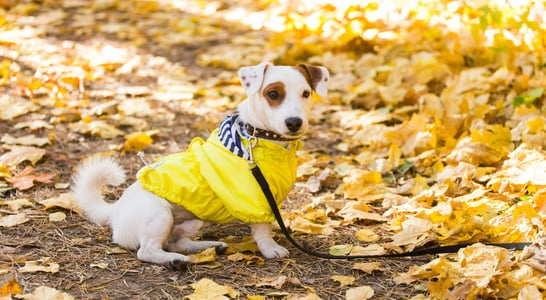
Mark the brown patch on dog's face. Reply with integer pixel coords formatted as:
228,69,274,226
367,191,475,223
294,64,325,92
262,81,286,107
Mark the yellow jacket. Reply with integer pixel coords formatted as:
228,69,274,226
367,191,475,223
137,128,302,224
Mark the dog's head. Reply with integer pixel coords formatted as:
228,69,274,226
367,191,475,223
237,62,329,139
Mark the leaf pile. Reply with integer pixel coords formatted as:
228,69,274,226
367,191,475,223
1,0,546,299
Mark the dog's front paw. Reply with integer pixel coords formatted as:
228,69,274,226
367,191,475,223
258,240,289,259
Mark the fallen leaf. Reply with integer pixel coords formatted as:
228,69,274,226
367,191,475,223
1,134,50,147
106,247,128,255
18,286,74,300
13,120,53,130
1,198,34,211
0,95,39,120
48,211,66,222
287,293,322,300
90,262,108,269
224,237,259,254
38,192,83,214
0,213,30,227
121,131,156,152
337,201,386,222
0,146,46,167
256,275,287,289
355,228,380,242
329,244,353,256
330,275,355,287
350,244,385,256
345,285,374,300
352,262,384,274
289,216,334,235
68,119,124,138
390,216,436,250
226,252,264,265
189,247,217,264
517,285,542,300
19,258,59,274
6,166,55,190
186,278,240,300
0,277,21,297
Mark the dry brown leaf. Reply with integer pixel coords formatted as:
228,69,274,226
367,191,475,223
38,192,83,214
226,252,264,265
0,213,30,227
345,285,374,300
337,201,386,223
68,119,124,138
19,258,59,274
1,134,50,147
18,286,74,300
350,244,385,256
0,146,46,167
2,198,34,211
352,262,384,274
0,95,39,120
48,211,66,222
256,275,287,289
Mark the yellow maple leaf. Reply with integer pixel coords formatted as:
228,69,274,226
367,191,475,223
0,277,21,296
189,247,217,264
330,275,355,287
458,244,513,288
355,228,380,242
289,216,333,235
187,278,240,300
122,131,154,152
341,169,385,201
471,124,513,156
526,116,544,134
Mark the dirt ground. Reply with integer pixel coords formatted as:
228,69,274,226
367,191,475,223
0,2,428,299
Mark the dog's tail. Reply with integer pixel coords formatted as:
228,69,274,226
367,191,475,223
71,155,126,226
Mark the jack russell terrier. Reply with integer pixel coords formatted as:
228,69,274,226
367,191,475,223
72,62,329,269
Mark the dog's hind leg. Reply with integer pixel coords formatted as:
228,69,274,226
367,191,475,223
167,219,228,254
135,211,191,269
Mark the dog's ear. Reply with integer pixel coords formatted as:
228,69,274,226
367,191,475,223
296,64,330,98
238,62,272,96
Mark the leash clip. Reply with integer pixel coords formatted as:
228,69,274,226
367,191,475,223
246,134,258,168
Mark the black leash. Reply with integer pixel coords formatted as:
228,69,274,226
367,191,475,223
251,165,531,259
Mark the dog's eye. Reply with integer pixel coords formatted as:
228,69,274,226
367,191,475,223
267,90,280,100
302,90,311,98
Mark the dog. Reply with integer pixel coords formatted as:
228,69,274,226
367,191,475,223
71,62,329,269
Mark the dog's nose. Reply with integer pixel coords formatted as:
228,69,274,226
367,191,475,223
285,117,303,132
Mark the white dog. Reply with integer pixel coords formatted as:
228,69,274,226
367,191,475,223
72,62,329,269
